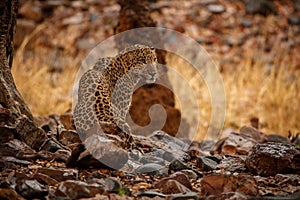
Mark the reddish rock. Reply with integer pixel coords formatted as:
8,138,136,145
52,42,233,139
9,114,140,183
201,174,258,196
56,180,105,199
160,180,191,194
245,142,300,176
154,171,192,190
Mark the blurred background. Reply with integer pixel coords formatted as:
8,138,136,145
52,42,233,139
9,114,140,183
13,0,300,139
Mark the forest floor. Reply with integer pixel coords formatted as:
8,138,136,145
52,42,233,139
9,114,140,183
0,0,299,199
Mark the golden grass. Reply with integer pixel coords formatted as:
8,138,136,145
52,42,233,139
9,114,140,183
12,32,299,138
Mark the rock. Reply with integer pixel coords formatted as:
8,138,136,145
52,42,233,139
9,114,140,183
104,177,130,196
169,192,198,200
169,159,192,172
245,0,277,16
293,0,300,11
0,126,15,143
79,135,128,170
245,142,300,176
62,13,84,25
267,134,291,144
240,19,252,27
160,180,191,194
0,139,35,158
239,126,267,143
196,156,218,171
19,1,43,22
201,174,258,196
16,179,48,199
207,192,247,200
136,190,166,198
218,156,246,172
58,130,81,146
214,131,257,155
154,172,192,190
139,155,166,165
208,4,225,14
149,131,190,161
0,188,22,200
59,112,76,130
1,156,32,166
187,146,207,159
32,173,59,186
37,168,78,182
288,16,300,25
41,139,64,152
136,163,168,175
56,180,105,199
180,169,198,180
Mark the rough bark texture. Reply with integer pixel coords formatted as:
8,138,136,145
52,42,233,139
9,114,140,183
114,0,183,136
0,0,47,150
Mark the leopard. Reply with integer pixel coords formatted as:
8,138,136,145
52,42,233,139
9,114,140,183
73,44,158,150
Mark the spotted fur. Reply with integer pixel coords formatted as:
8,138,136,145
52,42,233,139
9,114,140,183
74,44,158,149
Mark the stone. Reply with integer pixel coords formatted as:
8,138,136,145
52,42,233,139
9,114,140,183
180,169,198,180
288,16,300,25
41,139,64,152
59,112,76,130
136,163,168,175
37,168,78,182
58,130,81,146
16,179,48,199
57,180,105,199
207,192,247,200
218,156,246,172
1,156,32,166
154,172,192,190
245,142,300,176
208,4,225,14
245,0,277,16
0,139,35,158
104,177,130,196
0,126,15,143
78,135,128,170
201,174,258,196
32,173,59,186
196,156,218,171
267,134,291,144
136,190,166,198
169,159,192,172
62,13,84,25
160,180,191,194
239,126,267,143
169,192,198,200
214,132,257,155
0,188,22,200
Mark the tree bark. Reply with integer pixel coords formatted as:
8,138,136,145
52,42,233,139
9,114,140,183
0,0,47,150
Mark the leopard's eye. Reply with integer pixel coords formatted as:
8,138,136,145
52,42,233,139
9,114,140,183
150,47,155,51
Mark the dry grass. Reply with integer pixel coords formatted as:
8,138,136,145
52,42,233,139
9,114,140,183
12,32,299,138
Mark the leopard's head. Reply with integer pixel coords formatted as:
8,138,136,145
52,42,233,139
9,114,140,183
119,45,158,84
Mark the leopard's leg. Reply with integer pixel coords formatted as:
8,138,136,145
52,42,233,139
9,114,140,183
116,120,135,150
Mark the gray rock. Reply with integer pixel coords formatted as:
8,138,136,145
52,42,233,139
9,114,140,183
136,163,168,175
208,4,225,14
245,0,277,16
196,156,218,171
288,16,300,25
16,179,48,199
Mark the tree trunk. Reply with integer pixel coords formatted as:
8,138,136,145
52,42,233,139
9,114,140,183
115,0,186,136
0,0,47,150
